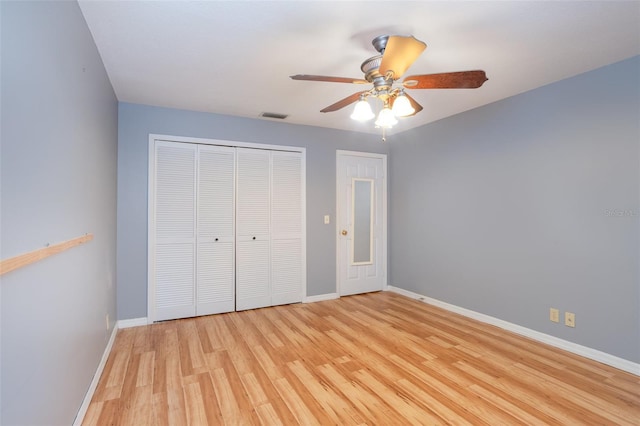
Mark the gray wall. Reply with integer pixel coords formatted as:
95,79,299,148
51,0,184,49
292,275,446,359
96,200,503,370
389,56,640,363
117,103,389,320
1,1,118,424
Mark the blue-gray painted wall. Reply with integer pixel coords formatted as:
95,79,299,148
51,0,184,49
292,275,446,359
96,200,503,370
390,56,640,363
116,104,389,320
1,1,118,424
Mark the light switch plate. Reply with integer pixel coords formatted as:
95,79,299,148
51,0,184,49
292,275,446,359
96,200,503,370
324,215,330,224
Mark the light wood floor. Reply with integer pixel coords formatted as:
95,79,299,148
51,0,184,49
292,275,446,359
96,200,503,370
83,292,640,425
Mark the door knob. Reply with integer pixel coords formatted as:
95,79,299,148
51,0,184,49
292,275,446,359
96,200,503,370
341,230,348,236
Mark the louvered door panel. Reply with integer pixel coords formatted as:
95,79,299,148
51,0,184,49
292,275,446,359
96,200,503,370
271,152,303,306
271,239,302,305
153,142,197,320
156,144,196,239
198,147,235,237
155,244,194,320
235,238,270,310
236,149,270,237
197,242,234,314
236,148,271,310
197,145,235,315
272,152,302,236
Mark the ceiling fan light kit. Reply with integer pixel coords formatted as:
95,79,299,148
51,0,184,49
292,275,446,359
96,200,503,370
390,91,415,117
350,96,376,121
291,34,488,138
374,106,398,129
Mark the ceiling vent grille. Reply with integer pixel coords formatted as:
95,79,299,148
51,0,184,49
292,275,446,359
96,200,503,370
260,112,288,120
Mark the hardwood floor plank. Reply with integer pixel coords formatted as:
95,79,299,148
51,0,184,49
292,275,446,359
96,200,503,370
353,368,443,425
119,384,154,425
166,387,189,425
94,398,119,425
316,362,399,425
391,356,481,419
184,381,208,425
137,351,155,387
454,359,595,424
105,349,130,389
81,401,103,426
395,378,475,426
255,403,283,426
272,377,322,425
210,368,250,425
84,292,640,425
514,362,639,424
467,383,552,426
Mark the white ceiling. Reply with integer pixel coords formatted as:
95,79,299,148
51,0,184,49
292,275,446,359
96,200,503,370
78,1,640,135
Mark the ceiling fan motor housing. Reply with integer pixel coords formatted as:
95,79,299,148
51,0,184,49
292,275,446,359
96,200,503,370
361,55,393,93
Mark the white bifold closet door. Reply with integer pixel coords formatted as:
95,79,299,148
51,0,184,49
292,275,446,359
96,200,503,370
235,148,303,311
270,151,303,306
153,142,236,321
154,141,197,321
152,142,303,320
235,148,271,311
196,145,236,315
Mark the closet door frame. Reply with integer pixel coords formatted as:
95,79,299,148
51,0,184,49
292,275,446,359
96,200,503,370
148,134,307,323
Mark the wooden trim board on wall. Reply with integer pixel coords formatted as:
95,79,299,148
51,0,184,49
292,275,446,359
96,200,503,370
0,234,93,276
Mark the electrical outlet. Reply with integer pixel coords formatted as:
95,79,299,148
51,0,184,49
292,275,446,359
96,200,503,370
106,314,110,331
565,312,575,328
550,308,559,323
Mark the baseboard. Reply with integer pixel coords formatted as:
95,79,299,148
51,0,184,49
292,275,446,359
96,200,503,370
73,322,119,425
303,293,339,303
118,317,149,328
386,286,640,376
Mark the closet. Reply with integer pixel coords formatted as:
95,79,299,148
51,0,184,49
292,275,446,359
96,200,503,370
149,138,305,322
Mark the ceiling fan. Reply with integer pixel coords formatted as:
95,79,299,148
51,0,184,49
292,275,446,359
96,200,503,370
290,35,488,132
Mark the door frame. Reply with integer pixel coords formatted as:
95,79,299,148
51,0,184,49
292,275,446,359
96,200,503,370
148,134,307,323
335,150,388,296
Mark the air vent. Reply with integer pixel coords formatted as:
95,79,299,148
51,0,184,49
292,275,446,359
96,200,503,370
260,112,288,120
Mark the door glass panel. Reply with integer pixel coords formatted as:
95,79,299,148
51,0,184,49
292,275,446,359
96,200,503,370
352,178,373,265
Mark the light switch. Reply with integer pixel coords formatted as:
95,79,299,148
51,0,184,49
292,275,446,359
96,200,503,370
324,215,330,224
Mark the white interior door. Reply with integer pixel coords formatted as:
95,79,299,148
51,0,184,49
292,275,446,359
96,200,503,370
337,151,386,296
196,145,236,315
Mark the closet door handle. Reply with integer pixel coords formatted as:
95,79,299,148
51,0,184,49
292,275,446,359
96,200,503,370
252,236,256,240
215,238,219,241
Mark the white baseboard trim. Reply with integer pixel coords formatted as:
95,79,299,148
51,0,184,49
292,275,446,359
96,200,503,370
73,323,119,426
303,293,339,303
386,285,640,376
118,317,149,328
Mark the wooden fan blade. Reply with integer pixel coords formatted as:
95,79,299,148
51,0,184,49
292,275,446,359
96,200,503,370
403,70,488,89
320,91,366,113
404,93,423,115
379,36,427,80
290,74,368,84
